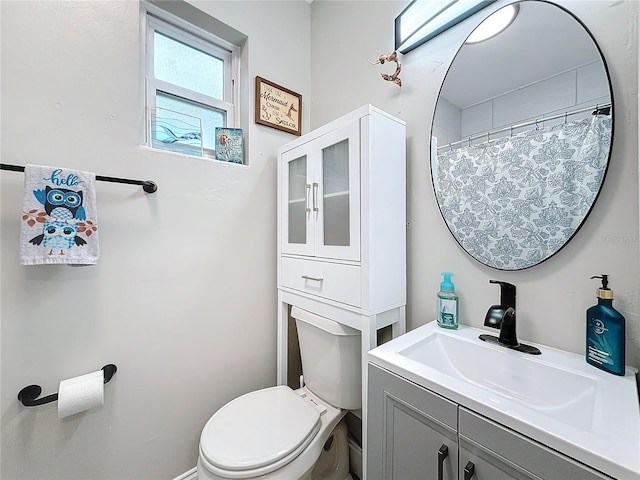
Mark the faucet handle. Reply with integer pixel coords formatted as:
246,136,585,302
484,305,507,329
489,280,516,309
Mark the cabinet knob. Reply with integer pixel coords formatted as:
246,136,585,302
437,444,448,480
464,461,475,480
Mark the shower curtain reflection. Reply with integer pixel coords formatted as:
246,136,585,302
433,115,612,269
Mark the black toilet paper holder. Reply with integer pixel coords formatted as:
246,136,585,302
17,364,117,407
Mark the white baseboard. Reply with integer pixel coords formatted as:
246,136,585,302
172,466,197,480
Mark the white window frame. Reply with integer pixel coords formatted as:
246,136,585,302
141,2,240,158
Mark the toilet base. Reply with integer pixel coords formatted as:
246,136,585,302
310,419,351,480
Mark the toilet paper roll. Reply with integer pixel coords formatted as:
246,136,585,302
58,370,104,418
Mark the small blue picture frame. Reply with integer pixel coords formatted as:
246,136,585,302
215,128,244,164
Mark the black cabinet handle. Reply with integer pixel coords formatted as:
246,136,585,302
464,461,476,480
437,444,449,480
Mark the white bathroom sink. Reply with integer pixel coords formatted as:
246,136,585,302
368,322,640,480
400,331,599,430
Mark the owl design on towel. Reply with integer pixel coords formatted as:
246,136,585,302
27,186,90,255
33,186,86,220
28,220,87,256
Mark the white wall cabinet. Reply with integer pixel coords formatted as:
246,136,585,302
367,364,611,480
278,105,406,312
277,105,407,478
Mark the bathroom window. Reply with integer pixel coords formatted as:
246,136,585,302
142,5,240,159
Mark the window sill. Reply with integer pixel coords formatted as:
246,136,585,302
139,145,246,166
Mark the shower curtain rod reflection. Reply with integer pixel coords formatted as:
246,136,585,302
437,102,611,151
0,163,157,193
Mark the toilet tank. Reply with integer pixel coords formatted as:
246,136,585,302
291,307,362,410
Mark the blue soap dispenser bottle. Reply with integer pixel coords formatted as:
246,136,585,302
437,272,459,329
586,275,626,375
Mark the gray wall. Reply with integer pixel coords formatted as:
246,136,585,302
310,0,639,365
0,1,309,479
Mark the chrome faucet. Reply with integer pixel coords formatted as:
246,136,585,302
480,280,541,355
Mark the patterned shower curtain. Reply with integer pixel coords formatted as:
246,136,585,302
434,115,612,269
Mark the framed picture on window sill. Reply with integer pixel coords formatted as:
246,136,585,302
215,127,244,164
255,76,302,136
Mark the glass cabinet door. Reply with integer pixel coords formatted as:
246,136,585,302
322,139,350,246
288,155,308,245
281,149,314,256
280,119,360,261
314,120,360,261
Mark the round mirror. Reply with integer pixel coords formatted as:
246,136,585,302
431,0,613,270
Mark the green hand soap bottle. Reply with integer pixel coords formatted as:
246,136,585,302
586,275,626,376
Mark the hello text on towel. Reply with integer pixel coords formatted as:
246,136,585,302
20,165,99,265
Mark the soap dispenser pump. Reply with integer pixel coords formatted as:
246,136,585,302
586,275,626,375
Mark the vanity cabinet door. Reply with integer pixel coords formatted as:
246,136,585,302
368,364,458,480
458,408,611,480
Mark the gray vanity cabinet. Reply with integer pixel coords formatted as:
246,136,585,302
368,364,611,480
368,364,458,480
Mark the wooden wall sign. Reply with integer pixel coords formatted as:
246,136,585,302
255,76,302,136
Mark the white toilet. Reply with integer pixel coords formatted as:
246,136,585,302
197,306,362,480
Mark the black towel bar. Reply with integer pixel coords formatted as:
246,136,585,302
18,364,118,407
0,163,157,193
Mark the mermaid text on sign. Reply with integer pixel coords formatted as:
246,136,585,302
255,76,302,136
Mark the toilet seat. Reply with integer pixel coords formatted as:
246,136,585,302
199,386,321,477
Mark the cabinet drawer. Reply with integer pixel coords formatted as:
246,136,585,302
281,256,361,307
459,408,610,479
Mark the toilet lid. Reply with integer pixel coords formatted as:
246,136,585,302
200,386,321,472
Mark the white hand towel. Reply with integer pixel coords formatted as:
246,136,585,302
20,164,99,265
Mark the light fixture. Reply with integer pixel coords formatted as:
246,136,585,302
465,4,519,43
395,0,496,54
